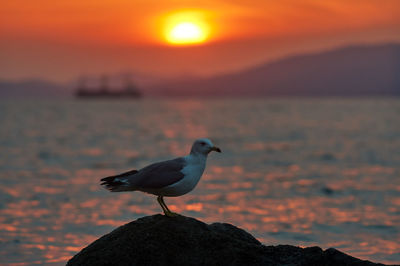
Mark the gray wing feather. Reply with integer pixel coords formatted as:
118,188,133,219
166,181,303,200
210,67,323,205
128,157,186,189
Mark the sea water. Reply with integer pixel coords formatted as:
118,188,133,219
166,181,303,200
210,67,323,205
0,98,399,265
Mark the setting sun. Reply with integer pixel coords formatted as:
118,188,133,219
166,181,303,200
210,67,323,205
161,10,212,46
167,22,207,45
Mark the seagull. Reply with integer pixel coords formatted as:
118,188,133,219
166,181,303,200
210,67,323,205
100,138,221,217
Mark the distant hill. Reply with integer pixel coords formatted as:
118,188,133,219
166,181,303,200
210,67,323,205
151,43,400,97
0,79,67,98
2,43,399,98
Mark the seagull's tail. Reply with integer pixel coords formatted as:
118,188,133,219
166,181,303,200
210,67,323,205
100,169,138,192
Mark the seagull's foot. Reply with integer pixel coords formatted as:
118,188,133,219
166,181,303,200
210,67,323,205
163,210,179,217
157,196,179,217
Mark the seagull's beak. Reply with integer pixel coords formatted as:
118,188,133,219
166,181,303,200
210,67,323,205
211,146,221,153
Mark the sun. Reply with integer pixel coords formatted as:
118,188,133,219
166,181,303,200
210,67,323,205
167,22,206,45
161,10,211,46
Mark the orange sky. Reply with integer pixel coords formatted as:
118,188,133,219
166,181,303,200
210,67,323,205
1,0,399,82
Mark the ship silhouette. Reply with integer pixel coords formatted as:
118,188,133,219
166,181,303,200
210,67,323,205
75,75,142,99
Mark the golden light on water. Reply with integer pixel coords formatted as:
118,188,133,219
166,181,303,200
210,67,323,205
161,10,211,46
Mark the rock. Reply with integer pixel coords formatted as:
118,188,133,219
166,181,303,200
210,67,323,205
67,214,386,266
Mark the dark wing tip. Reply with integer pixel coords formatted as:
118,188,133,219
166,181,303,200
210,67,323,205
100,169,138,182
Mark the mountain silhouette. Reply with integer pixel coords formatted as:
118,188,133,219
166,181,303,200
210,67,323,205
152,43,400,97
2,43,399,98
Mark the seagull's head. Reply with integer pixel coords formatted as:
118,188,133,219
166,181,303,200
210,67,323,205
191,138,221,156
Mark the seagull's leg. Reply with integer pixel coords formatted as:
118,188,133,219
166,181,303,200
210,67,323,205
157,195,168,214
160,196,177,215
157,196,178,217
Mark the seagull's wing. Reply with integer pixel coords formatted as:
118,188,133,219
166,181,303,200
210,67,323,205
100,169,139,191
129,157,187,189
110,169,139,179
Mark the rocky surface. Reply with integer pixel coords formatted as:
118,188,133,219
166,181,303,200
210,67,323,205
67,214,387,266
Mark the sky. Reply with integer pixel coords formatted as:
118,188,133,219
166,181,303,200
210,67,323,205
0,0,399,83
